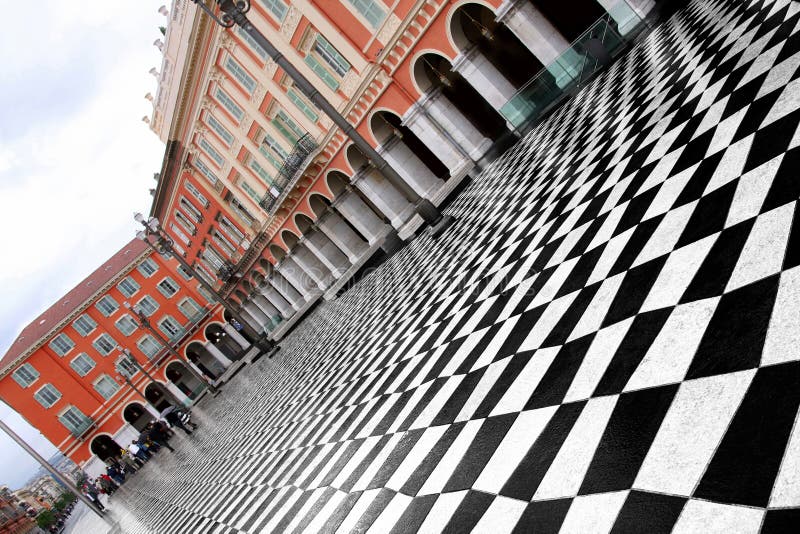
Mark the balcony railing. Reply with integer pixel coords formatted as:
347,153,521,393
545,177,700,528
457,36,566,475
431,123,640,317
259,134,318,214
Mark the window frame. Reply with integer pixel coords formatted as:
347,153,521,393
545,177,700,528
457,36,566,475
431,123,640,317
34,383,62,409
118,277,140,298
49,333,75,357
11,363,39,388
92,333,116,356
70,353,96,377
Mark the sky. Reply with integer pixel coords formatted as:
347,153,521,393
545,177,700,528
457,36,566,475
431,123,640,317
0,0,168,489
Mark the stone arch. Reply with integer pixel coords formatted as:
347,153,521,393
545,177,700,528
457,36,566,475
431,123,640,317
205,322,244,360
223,309,255,343
295,212,315,233
186,341,225,379
269,243,287,262
166,360,205,400
90,434,122,463
370,110,449,180
122,402,152,433
144,382,172,412
447,0,500,50
280,228,300,250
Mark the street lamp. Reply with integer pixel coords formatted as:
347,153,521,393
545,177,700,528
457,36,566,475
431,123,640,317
134,213,278,355
115,347,183,407
189,0,455,237
122,300,219,394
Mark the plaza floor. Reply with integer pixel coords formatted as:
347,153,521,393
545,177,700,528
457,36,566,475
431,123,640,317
102,0,800,531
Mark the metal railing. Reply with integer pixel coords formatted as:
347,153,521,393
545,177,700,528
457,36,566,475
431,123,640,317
259,133,318,214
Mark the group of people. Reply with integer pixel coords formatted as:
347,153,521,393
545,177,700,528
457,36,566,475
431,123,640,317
80,408,198,512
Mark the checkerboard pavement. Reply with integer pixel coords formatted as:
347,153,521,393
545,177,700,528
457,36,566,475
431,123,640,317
108,0,800,531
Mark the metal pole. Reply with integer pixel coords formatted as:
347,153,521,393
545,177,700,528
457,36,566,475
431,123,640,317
0,418,111,522
194,0,454,232
121,350,183,407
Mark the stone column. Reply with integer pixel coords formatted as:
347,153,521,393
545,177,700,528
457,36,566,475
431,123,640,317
291,246,334,290
402,105,472,175
351,167,416,229
420,90,493,161
260,284,295,318
144,402,161,417
205,342,233,368
596,0,652,34
278,258,319,299
302,230,352,278
252,294,281,323
451,46,518,112
164,382,192,407
495,0,579,88
377,136,444,200
269,272,306,311
223,323,250,349
316,208,370,262
332,188,390,246
243,302,269,329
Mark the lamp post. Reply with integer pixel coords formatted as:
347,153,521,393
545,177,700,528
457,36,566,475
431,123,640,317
116,348,183,407
134,213,278,356
122,300,219,395
189,0,455,237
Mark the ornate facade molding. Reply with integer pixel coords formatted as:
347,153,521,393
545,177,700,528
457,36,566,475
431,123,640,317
376,12,402,45
339,69,360,98
280,6,302,41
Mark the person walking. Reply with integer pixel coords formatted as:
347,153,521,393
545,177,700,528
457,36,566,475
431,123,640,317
129,441,150,462
82,481,105,512
164,410,195,435
146,422,174,452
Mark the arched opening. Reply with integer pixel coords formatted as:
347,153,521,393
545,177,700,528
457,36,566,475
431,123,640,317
144,383,173,412
223,309,255,343
532,0,606,41
451,3,542,87
281,229,300,250
270,243,287,263
90,435,123,463
414,52,508,140
123,402,152,433
371,110,449,180
186,342,226,380
166,361,204,400
205,323,244,361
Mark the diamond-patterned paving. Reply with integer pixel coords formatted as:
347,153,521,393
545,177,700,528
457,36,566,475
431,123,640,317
106,0,800,531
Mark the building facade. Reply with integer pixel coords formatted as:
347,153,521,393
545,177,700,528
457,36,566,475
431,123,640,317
146,0,656,340
0,240,254,476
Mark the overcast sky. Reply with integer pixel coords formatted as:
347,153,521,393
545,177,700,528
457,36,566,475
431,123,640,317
0,0,168,489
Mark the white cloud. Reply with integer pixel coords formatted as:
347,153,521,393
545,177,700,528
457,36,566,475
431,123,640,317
0,0,171,484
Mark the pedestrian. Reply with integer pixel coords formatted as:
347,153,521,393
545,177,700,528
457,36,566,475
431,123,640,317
82,481,105,512
119,449,140,472
164,409,194,435
106,464,125,485
146,422,175,452
129,441,150,462
97,474,118,495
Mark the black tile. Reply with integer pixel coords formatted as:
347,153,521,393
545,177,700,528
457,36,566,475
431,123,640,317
432,368,487,426
608,216,664,276
761,509,800,534
763,148,800,213
495,307,547,359
367,429,425,489
351,488,396,534
526,336,593,409
318,440,366,488
443,413,517,492
672,152,725,208
556,246,605,297
686,274,780,379
610,491,687,534
603,257,668,327
675,180,737,247
783,201,800,270
400,423,465,496
511,499,572,534
614,189,660,236
743,109,799,172
442,490,495,534
694,361,800,507
579,384,679,494
396,377,448,431
388,495,438,534
474,352,535,418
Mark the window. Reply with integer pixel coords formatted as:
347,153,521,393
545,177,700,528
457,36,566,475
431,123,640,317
347,0,386,28
92,333,116,356
115,355,138,378
313,35,350,77
158,316,184,340
197,285,217,304
94,375,120,401
236,26,267,60
134,296,158,317
157,277,180,298
178,297,203,320
194,158,219,185
118,277,140,298
59,406,91,435
70,353,96,377
34,384,61,409
179,197,202,222
11,363,39,388
287,88,319,122
212,231,237,256
241,181,262,203
272,110,305,144
198,138,225,168
115,314,138,336
49,334,75,357
260,134,289,170
170,223,191,246
195,262,216,285
259,0,288,21
174,210,196,235
305,55,339,91
225,56,256,94
202,245,226,271
137,258,159,278
95,295,120,317
219,216,246,244
206,114,235,146
72,314,97,337
229,197,255,226
177,264,193,280
214,87,244,122
136,335,162,359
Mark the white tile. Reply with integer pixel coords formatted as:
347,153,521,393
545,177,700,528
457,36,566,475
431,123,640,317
569,273,626,340
455,296,500,339
705,107,747,157
282,487,328,533
520,291,579,351
704,134,754,195
564,319,633,403
334,488,383,534
474,407,558,493
769,403,800,507
586,228,636,285
260,488,304,532
642,163,698,221
672,500,763,534
331,435,383,489
457,357,512,421
559,491,630,534
762,266,800,366
417,491,467,534
417,420,484,496
533,395,618,499
640,234,718,312
410,375,463,429
490,347,560,416
634,148,683,197
301,490,347,534
625,297,719,391
385,425,449,491
530,256,580,307
634,370,755,495
726,202,795,292
351,432,406,492
440,325,496,376
725,154,784,227
633,201,697,267
386,381,435,434
471,496,528,534
762,77,800,128
365,493,412,534
755,50,800,99
587,201,627,251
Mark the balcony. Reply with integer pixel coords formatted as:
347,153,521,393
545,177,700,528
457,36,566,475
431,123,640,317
259,134,318,215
